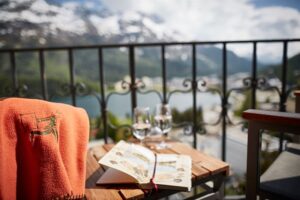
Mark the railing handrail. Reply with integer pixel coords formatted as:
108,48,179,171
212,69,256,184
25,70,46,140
1,38,300,52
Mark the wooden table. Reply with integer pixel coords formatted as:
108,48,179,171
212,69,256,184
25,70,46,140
85,141,229,200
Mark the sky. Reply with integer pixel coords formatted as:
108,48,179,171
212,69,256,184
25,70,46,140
98,0,300,62
99,0,300,40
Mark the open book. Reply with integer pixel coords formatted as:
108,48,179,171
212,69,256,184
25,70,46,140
97,140,191,191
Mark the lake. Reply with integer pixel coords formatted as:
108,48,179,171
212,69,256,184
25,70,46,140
53,92,221,118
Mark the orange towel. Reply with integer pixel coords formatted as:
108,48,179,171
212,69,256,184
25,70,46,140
0,98,89,199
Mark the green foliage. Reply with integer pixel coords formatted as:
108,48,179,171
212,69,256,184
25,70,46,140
225,176,246,195
172,106,203,124
234,90,252,117
0,51,101,97
172,106,204,133
95,112,131,142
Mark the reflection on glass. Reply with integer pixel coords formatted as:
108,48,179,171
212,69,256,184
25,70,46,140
132,107,151,144
154,104,172,149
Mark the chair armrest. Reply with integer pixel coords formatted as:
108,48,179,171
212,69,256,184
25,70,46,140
242,109,300,126
244,109,300,200
295,90,300,113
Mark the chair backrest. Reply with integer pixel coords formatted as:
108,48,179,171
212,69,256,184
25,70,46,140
0,98,89,200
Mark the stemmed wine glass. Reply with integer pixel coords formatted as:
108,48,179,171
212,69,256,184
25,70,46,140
154,104,172,149
132,107,151,144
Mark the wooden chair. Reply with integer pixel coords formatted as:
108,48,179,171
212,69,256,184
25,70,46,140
243,91,300,200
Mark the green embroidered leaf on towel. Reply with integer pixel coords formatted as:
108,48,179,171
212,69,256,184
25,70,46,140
20,113,59,142
32,115,58,141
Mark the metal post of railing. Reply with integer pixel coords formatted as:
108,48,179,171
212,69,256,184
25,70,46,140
98,47,108,144
251,42,257,109
222,42,227,161
68,48,76,106
279,41,288,152
192,43,197,148
161,45,167,104
9,51,18,96
129,46,137,115
38,50,48,100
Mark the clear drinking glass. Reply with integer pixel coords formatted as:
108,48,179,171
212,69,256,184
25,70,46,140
154,104,172,149
132,107,151,144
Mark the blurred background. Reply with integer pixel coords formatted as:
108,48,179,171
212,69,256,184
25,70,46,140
1,0,300,197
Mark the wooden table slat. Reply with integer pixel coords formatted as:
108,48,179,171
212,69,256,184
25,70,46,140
85,188,123,200
168,142,205,163
86,151,104,179
200,161,229,175
191,163,210,179
119,189,145,200
91,146,108,161
102,143,115,152
85,150,123,200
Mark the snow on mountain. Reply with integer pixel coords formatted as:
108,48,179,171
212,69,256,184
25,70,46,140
87,8,182,43
0,0,86,35
0,0,254,76
0,0,182,47
89,15,120,36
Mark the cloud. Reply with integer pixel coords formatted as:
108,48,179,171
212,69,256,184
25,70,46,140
0,0,87,35
89,15,120,35
101,0,300,61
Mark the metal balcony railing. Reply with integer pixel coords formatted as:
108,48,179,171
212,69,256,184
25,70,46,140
1,39,300,161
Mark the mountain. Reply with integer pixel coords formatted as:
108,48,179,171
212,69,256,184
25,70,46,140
261,53,300,85
0,0,181,48
0,0,258,97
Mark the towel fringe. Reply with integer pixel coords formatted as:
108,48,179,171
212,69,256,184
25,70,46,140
51,193,86,200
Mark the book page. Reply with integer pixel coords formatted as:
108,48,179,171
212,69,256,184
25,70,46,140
99,140,155,184
154,154,191,191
